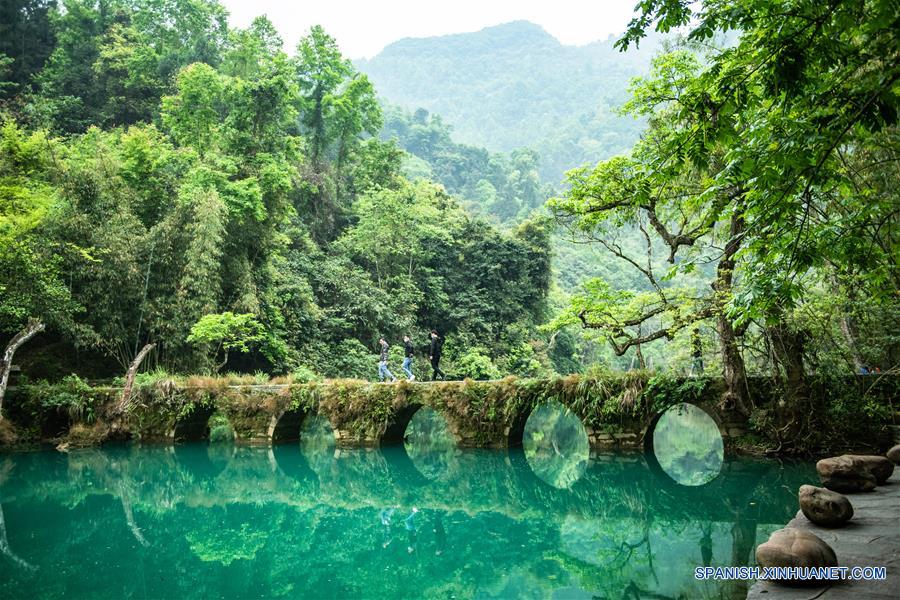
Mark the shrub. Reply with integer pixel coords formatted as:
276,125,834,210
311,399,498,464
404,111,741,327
454,347,500,380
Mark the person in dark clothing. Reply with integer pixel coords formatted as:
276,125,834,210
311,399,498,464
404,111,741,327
378,338,396,382
401,335,415,381
429,330,445,381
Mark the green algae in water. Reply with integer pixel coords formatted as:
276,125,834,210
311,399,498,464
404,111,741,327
0,444,814,599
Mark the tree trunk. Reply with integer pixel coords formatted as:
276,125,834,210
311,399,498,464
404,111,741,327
215,349,229,373
0,491,35,571
0,319,45,421
119,343,155,412
768,321,810,449
839,315,864,372
829,270,864,371
770,322,807,401
718,315,749,414
713,213,749,415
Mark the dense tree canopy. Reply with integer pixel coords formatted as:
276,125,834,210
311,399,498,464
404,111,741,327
0,0,896,418
551,0,898,440
0,1,554,381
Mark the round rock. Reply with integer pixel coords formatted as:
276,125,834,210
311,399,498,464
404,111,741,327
888,444,900,465
798,484,853,527
816,455,877,493
756,528,838,585
848,454,894,484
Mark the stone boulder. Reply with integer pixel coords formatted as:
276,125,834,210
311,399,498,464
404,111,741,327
888,444,900,465
756,528,839,568
816,455,877,493
756,528,838,585
798,485,853,527
848,454,894,484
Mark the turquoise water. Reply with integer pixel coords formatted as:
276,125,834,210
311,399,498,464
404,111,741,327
0,439,813,599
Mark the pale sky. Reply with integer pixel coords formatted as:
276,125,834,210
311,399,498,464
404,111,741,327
219,1,639,59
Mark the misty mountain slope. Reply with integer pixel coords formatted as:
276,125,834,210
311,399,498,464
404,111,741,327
357,20,661,182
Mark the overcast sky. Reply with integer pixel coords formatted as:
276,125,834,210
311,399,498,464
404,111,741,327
219,1,639,59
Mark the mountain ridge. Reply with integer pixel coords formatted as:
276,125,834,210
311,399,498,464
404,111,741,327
357,20,660,182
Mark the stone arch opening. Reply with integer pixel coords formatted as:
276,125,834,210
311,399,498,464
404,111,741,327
40,408,72,439
644,402,724,487
207,409,235,444
506,408,530,448
269,408,308,444
520,400,590,489
381,403,425,445
298,414,338,452
401,406,460,481
172,403,217,442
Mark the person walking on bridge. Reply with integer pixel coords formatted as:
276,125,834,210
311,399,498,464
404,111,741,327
402,335,415,381
429,330,445,381
378,338,397,383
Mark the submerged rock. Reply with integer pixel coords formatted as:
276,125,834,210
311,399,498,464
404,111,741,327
798,485,853,527
888,444,900,465
756,528,838,585
816,455,877,492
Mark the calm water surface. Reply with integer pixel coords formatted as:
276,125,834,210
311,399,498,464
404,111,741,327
0,406,814,599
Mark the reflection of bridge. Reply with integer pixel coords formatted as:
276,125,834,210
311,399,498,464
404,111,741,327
132,378,753,451
0,444,812,599
3,444,807,526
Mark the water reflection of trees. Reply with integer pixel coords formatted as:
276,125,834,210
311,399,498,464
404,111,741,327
0,447,813,599
522,401,590,488
403,407,460,481
651,403,725,487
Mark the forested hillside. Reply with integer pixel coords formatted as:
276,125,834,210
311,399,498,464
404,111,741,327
1,0,896,424
0,1,556,382
357,20,660,182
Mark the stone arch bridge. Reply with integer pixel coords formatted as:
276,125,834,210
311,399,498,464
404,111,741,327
127,377,755,451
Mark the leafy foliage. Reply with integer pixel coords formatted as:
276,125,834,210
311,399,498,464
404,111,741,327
0,6,552,386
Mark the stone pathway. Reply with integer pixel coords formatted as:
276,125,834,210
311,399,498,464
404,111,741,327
747,471,899,599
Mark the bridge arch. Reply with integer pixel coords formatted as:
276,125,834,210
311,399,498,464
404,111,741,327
381,402,427,445
510,400,591,489
171,403,218,442
643,402,725,488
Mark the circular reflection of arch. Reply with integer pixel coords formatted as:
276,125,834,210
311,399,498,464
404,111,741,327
403,407,460,481
647,403,724,487
298,414,338,476
522,401,590,489
173,442,234,482
271,444,318,484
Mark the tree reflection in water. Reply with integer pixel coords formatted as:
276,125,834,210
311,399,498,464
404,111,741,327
651,403,724,486
522,401,590,488
403,407,460,481
0,444,813,599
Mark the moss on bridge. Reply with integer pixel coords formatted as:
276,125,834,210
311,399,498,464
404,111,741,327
1,373,895,454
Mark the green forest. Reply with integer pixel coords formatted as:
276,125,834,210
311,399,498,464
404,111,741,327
0,1,556,384
1,0,898,439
